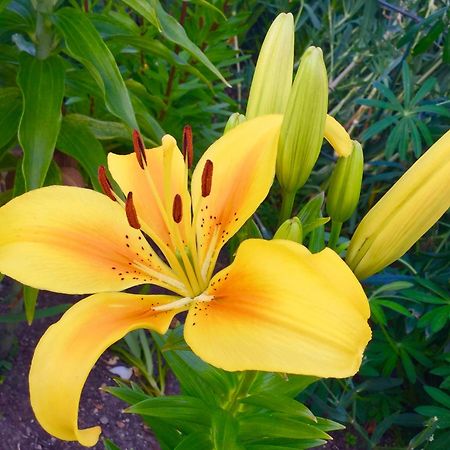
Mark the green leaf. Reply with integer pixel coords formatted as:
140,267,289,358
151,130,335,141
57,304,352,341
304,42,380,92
57,116,106,190
373,81,403,110
402,62,412,106
362,115,398,141
0,303,70,324
103,438,122,450
63,114,130,141
174,432,212,450
424,386,450,409
297,193,329,237
53,8,137,129
375,299,412,317
414,104,450,118
23,285,39,325
410,77,436,106
126,395,211,426
400,349,416,384
239,416,330,442
122,0,228,85
240,394,316,422
17,53,65,190
211,409,241,450
413,20,445,55
0,87,21,148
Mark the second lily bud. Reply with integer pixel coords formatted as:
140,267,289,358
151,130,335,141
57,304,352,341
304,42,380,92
276,46,328,195
327,141,364,223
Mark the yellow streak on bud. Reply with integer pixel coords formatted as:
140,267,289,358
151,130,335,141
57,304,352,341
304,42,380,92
324,115,353,157
246,13,294,119
346,130,450,279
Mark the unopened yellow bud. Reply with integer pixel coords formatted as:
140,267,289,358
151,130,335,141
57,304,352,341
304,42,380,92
327,141,363,223
246,13,294,119
324,115,353,157
274,217,303,243
346,130,450,279
224,113,246,134
276,46,328,193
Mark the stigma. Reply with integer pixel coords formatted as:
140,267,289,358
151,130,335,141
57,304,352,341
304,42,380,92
152,293,214,312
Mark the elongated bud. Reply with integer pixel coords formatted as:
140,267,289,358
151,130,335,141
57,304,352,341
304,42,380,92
201,160,213,197
182,125,193,168
98,166,116,202
273,217,303,243
172,194,183,223
246,13,294,119
224,113,246,134
132,129,147,169
125,192,141,229
346,130,450,279
326,141,363,223
276,46,328,193
324,115,353,157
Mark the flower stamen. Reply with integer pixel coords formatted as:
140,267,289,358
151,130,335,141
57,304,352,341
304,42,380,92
125,192,141,229
98,166,116,202
182,125,193,169
172,194,183,224
201,160,213,197
132,129,147,169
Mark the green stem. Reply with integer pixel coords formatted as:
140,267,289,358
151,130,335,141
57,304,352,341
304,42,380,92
279,190,296,225
35,12,53,59
225,371,258,416
328,220,342,250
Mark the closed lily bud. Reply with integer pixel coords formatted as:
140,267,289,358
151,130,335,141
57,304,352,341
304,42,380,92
246,13,294,119
327,141,364,223
274,217,303,243
224,113,246,134
276,46,328,194
346,130,450,280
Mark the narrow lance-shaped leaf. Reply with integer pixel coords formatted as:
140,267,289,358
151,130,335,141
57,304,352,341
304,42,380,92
0,87,22,148
57,117,107,191
53,8,138,129
122,0,229,85
17,53,65,190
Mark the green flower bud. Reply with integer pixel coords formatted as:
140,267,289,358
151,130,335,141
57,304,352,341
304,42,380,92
276,46,328,193
273,217,303,243
246,13,294,119
326,141,363,223
224,113,246,134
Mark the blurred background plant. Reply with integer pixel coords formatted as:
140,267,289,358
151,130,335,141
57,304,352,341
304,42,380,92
0,0,449,449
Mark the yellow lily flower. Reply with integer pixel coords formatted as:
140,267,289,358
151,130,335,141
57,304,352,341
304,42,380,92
346,129,450,279
0,116,371,446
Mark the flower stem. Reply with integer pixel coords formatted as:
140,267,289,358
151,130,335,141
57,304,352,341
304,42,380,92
225,370,258,416
328,220,342,251
279,189,296,225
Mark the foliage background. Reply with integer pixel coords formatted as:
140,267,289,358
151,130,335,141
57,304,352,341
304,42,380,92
0,0,449,449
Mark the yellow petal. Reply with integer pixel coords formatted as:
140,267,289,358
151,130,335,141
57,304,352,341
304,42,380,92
108,135,191,251
30,292,181,446
184,239,371,378
191,115,282,278
0,186,179,294
324,115,353,157
347,130,450,279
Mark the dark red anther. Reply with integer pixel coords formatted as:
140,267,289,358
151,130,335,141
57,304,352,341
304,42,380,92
125,192,141,229
201,159,213,198
98,165,116,202
132,129,147,169
172,194,183,223
182,125,193,168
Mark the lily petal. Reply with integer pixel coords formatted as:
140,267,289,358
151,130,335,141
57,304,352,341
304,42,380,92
191,116,282,278
108,135,191,251
30,292,182,446
0,186,179,294
184,239,371,378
